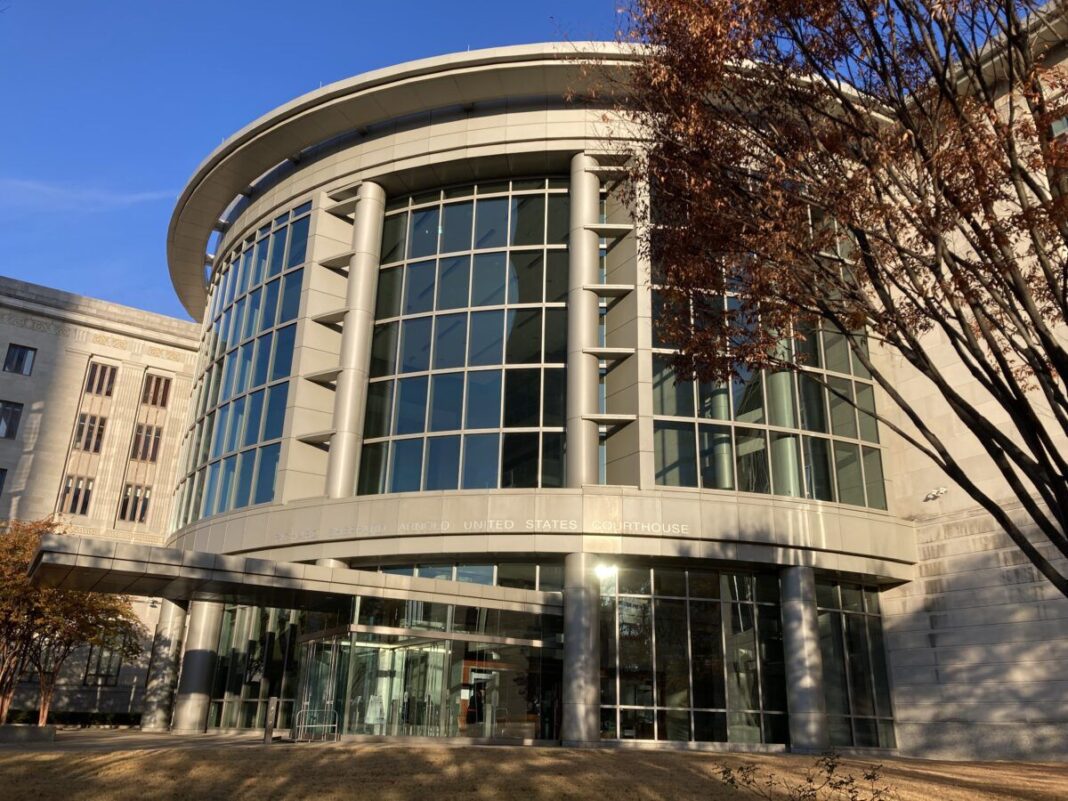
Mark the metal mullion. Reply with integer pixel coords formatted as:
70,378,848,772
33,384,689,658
684,571,695,741
613,582,621,738
649,574,658,739
838,608,858,746
752,596,766,743
719,573,731,736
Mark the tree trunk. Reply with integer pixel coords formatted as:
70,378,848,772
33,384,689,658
0,686,12,724
37,675,55,726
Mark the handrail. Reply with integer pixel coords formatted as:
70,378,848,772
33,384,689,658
294,704,340,743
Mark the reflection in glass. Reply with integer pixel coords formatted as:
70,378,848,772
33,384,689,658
468,310,503,366
262,383,288,440
501,432,539,487
391,438,423,492
471,253,506,306
400,317,432,373
618,597,654,706
798,374,828,432
462,433,499,489
545,251,568,301
654,598,690,708
474,197,508,249
505,309,542,364
834,441,865,505
441,201,473,254
465,370,501,429
504,369,540,428
424,435,460,491
803,436,836,501
510,195,544,245
770,432,803,497
765,371,797,428
404,260,436,314
863,447,887,510
364,381,393,438
357,442,387,495
433,313,467,369
380,213,407,263
735,428,770,494
507,251,543,303
828,377,857,437
541,433,565,487
395,376,428,435
732,367,764,424
654,421,698,487
409,207,439,259
253,443,280,504
542,369,565,426
270,325,296,381
698,381,730,420
370,323,398,377
429,373,463,431
699,424,734,490
653,356,695,417
437,256,470,310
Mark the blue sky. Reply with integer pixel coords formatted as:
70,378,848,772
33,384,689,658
0,1,620,320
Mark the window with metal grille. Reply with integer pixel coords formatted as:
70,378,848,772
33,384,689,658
59,475,94,515
3,344,36,376
142,374,172,408
0,401,23,439
118,483,151,523
85,362,117,396
130,423,162,462
73,414,107,454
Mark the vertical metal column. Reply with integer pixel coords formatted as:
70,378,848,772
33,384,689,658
325,180,386,498
170,600,225,734
780,565,831,751
566,153,601,487
561,552,600,745
140,600,188,732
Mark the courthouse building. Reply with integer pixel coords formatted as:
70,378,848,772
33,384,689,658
20,42,1068,759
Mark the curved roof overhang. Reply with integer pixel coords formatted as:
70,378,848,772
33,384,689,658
168,42,643,320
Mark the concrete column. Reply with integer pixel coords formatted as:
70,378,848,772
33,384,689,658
140,600,188,732
781,566,830,751
170,600,225,734
325,181,387,498
561,552,600,745
566,153,601,488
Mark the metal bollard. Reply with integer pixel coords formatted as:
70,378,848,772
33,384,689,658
263,697,279,745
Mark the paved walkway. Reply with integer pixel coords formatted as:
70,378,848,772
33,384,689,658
0,728,271,752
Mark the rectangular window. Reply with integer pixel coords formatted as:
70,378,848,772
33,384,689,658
83,638,125,686
85,362,118,396
60,474,94,515
141,374,172,408
3,344,36,376
0,467,6,496
0,401,23,439
130,423,162,462
118,483,152,523
73,414,107,453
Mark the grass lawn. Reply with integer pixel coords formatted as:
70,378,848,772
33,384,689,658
3,742,1066,800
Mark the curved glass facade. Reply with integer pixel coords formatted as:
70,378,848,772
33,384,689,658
358,179,571,494
651,312,887,511
174,201,311,527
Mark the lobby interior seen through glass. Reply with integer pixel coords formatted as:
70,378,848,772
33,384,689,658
359,178,570,495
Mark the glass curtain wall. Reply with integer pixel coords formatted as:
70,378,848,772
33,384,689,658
598,565,788,744
295,595,563,740
359,178,569,494
651,315,887,511
175,201,311,527
816,579,895,748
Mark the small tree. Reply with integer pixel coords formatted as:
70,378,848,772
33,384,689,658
0,519,144,725
618,0,1068,596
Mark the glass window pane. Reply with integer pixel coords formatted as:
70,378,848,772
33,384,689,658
225,396,245,454
404,260,436,314
653,355,695,417
828,377,857,437
824,328,851,374
795,324,821,368
834,441,865,505
462,434,499,489
618,597,654,706
409,206,440,258
395,376,428,435
845,613,876,716
868,617,893,717
546,194,569,244
267,228,287,277
545,250,569,302
465,370,502,429
471,252,506,306
620,709,655,740
252,443,280,504
505,308,542,364
732,368,764,424
456,564,494,585
390,438,424,492
501,432,539,488
363,381,393,438
375,267,402,319
863,447,888,510
357,442,388,495
474,197,508,249
262,382,288,440
504,369,541,428
253,237,270,285
424,435,460,491
765,371,797,428
736,428,770,494
653,420,698,487
726,603,760,711
270,325,296,381
242,390,265,447
217,455,237,514
655,598,691,708
690,600,726,708
429,373,464,431
468,310,503,366
758,605,787,712
370,322,398,377
399,317,432,373
541,432,565,487
510,194,544,245
285,216,309,268
855,382,879,443
851,332,872,379
380,212,407,263
433,313,467,369
542,368,565,427
798,374,828,432
770,432,803,497
699,424,734,490
242,288,261,340
279,268,303,323
803,436,836,501
437,256,470,310
694,711,728,742
698,381,730,420
440,200,473,254
498,563,537,590
507,251,543,304
260,279,280,331
233,449,257,509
